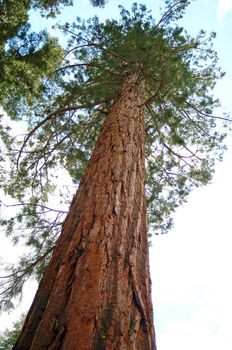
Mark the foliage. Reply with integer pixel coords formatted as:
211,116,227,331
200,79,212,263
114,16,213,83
0,314,25,350
90,0,107,7
0,0,72,48
0,1,230,311
0,0,108,113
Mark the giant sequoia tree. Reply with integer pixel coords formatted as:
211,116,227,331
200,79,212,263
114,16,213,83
0,1,229,349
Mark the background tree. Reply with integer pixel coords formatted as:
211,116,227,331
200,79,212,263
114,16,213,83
0,314,25,350
0,0,108,115
0,0,229,348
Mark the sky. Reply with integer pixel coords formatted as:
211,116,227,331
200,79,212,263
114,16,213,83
1,0,232,349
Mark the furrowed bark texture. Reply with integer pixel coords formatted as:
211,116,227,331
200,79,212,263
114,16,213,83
13,75,156,350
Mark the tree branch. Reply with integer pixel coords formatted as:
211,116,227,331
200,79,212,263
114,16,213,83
155,0,188,29
187,102,232,122
17,99,107,170
5,203,68,214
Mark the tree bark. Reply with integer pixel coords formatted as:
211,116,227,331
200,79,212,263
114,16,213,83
13,74,156,350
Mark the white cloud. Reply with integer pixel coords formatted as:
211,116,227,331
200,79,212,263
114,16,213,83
217,0,232,23
156,317,232,350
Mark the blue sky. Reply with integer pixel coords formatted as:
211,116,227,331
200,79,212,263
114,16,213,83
1,1,232,349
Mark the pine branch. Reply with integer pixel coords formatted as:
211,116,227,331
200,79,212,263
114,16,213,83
5,203,68,214
187,102,232,122
155,0,189,28
17,99,108,170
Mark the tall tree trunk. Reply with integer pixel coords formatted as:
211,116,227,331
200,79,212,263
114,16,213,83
13,74,156,350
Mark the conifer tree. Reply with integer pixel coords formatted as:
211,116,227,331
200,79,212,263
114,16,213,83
0,0,107,112
0,314,25,350
0,1,229,349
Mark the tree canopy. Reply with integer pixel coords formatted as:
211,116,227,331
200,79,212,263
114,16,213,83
0,1,229,312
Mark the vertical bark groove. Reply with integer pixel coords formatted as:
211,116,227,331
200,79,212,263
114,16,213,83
13,74,156,350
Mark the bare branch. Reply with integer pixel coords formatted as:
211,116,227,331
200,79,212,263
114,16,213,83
5,203,68,214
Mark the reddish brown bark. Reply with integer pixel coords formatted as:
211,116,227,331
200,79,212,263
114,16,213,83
13,75,156,350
